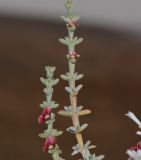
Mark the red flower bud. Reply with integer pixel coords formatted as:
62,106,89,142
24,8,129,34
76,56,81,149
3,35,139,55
47,136,56,145
38,115,46,124
137,141,141,150
43,136,56,152
130,146,138,151
67,21,79,29
43,143,49,152
42,108,52,116
67,51,80,60
38,108,52,124
128,142,141,160
130,142,141,151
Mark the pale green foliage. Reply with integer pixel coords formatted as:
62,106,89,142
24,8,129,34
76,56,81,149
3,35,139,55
38,67,64,160
58,105,91,119
66,123,88,134
39,66,59,109
76,106,83,112
40,101,59,109
38,113,63,139
58,110,72,117
57,0,105,159
60,16,80,22
65,84,83,95
61,72,84,81
58,37,83,48
71,141,104,160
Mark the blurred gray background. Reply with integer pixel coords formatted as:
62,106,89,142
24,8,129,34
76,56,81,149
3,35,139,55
0,0,141,31
0,1,141,160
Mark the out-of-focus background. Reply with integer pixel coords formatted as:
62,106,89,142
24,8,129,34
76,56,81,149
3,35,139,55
0,0,141,160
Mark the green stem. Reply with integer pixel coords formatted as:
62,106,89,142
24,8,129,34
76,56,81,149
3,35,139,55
66,0,85,157
52,151,61,160
66,0,73,17
68,30,74,41
68,61,84,150
39,67,63,160
48,121,53,131
46,87,53,104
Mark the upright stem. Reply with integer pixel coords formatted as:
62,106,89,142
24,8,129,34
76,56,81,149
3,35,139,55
68,61,84,152
52,150,61,160
38,67,63,160
59,0,87,158
58,0,104,159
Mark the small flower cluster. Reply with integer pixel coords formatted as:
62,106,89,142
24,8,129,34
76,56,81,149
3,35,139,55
67,51,80,61
59,0,83,64
38,67,63,160
58,0,105,160
38,108,52,124
38,107,56,152
67,21,79,30
129,142,141,152
43,136,57,152
127,142,141,160
126,111,141,160
36,1,141,160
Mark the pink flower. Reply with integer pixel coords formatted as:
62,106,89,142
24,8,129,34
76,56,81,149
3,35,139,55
69,51,77,55
67,51,80,60
127,142,141,160
38,108,52,124
67,21,79,29
43,136,56,152
130,142,141,151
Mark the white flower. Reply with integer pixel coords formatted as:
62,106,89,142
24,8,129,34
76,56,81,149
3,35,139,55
126,111,141,126
126,111,141,136
136,131,141,136
127,149,141,160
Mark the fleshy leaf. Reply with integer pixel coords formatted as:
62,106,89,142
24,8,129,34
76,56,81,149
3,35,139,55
71,144,81,156
52,78,59,86
40,101,48,108
76,106,83,112
59,38,68,45
79,123,88,132
65,86,73,94
60,16,70,22
75,74,84,80
64,0,74,10
75,84,83,92
51,103,59,108
71,16,80,21
58,110,72,117
64,105,73,112
40,77,46,85
79,109,92,116
85,140,91,148
38,132,48,139
52,129,63,137
60,74,68,80
67,126,77,134
92,154,105,160
75,38,84,45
